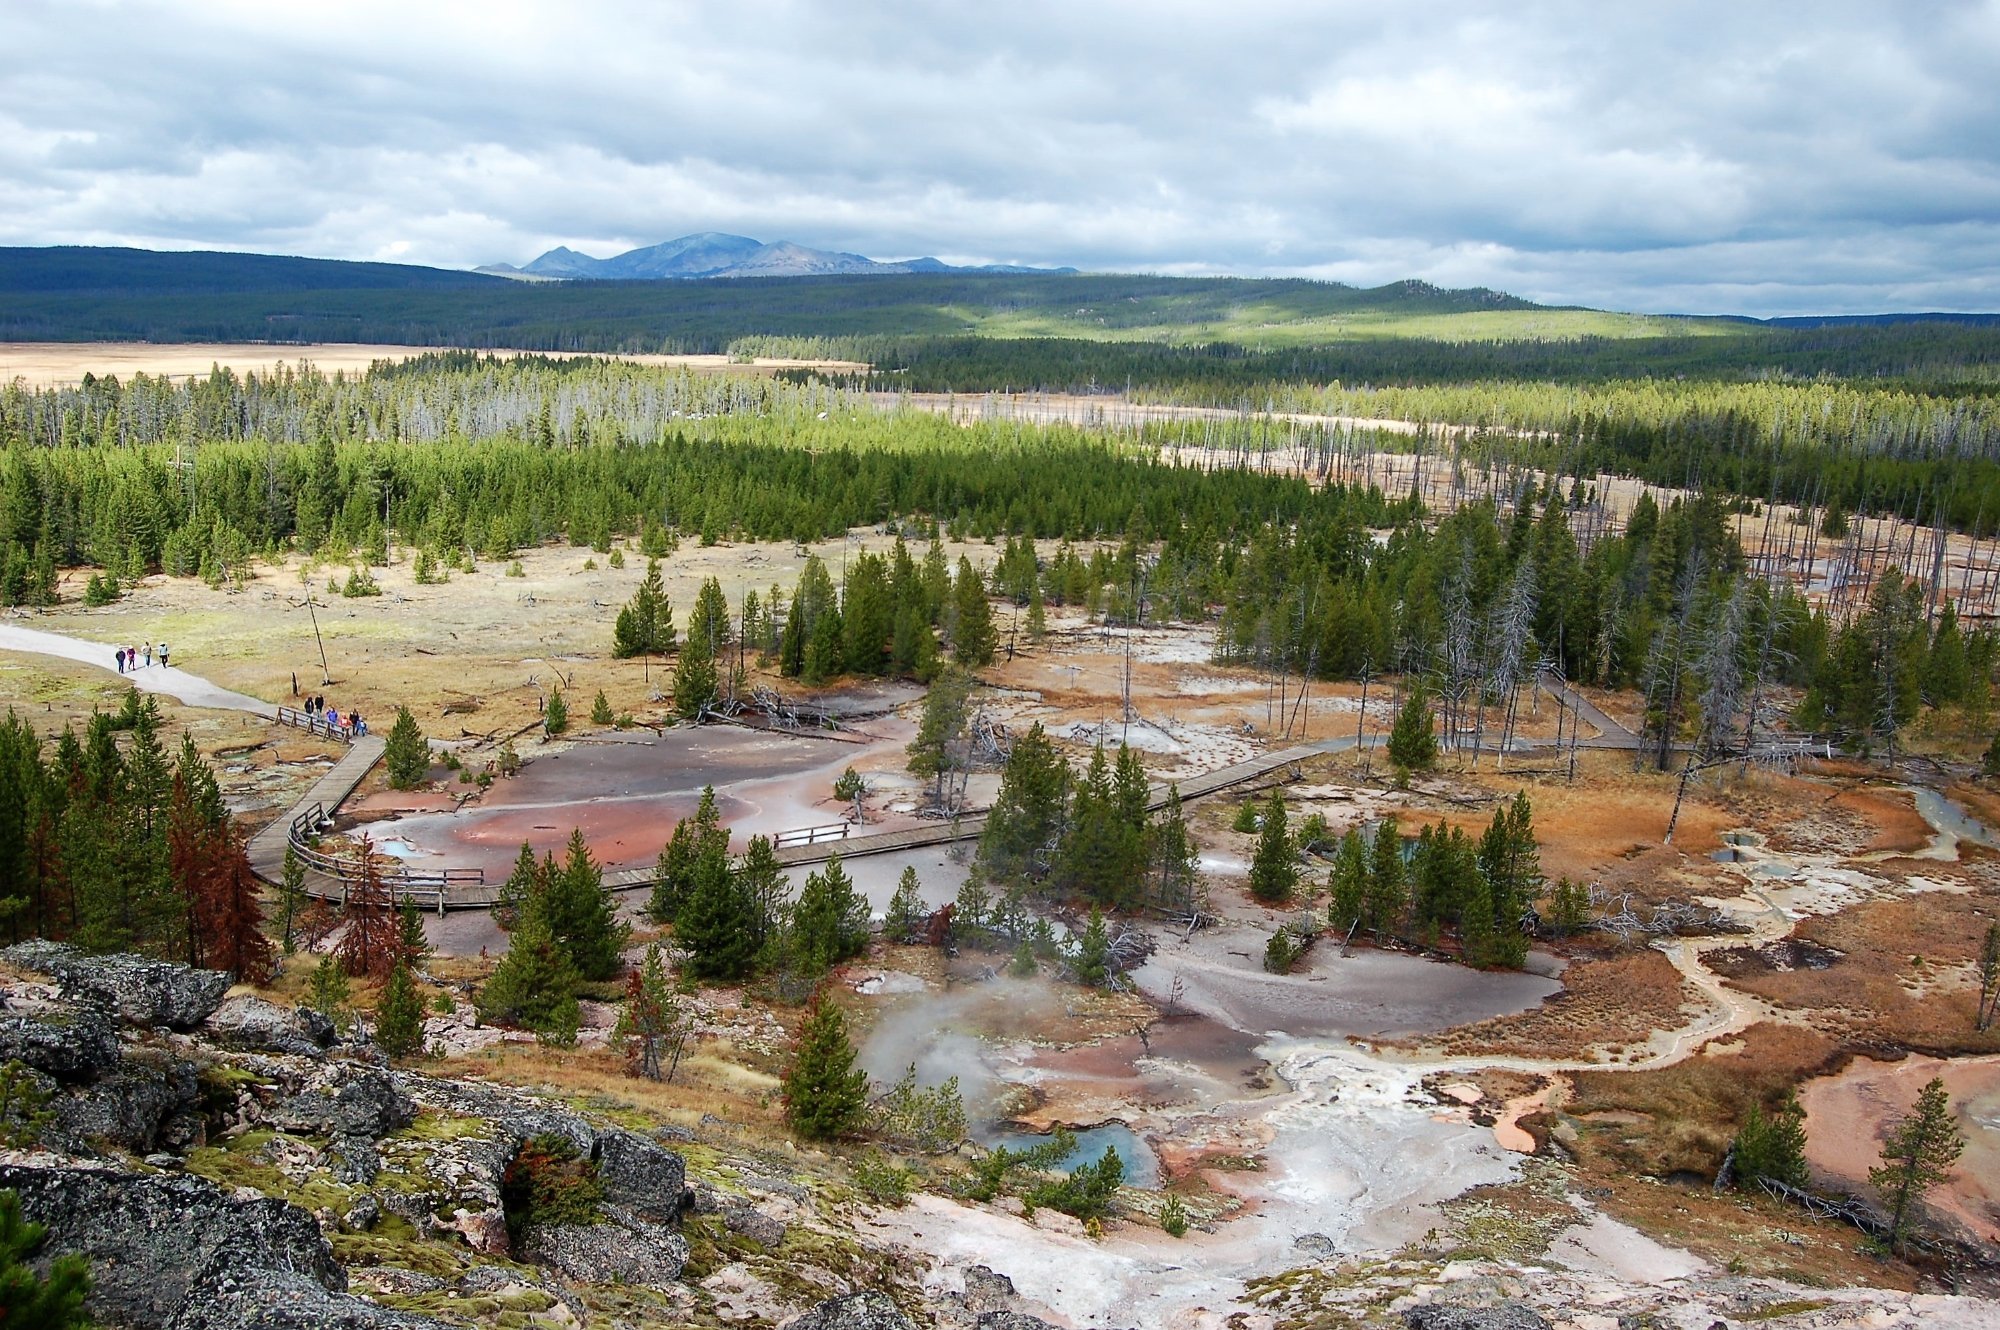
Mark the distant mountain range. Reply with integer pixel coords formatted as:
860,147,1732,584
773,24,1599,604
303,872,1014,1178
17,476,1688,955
477,232,1076,281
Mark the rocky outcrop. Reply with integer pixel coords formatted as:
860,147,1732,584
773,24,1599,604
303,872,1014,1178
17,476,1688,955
976,1315,1064,1330
4,942,230,1031
785,1292,919,1330
268,1064,413,1139
205,995,336,1058
936,1266,1070,1330
266,1063,415,1184
595,1126,689,1222
0,1001,121,1082
394,1076,694,1261
166,1266,447,1330
1403,1306,1555,1330
0,1163,345,1327
50,1047,201,1153
521,1215,690,1285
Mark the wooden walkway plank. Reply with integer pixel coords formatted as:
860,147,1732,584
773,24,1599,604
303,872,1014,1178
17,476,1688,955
245,735,386,887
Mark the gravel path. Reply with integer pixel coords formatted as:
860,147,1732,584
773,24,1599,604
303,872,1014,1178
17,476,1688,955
0,622,276,717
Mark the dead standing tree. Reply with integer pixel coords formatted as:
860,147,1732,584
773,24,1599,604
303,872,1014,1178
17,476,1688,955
1694,580,1749,759
1485,559,1539,766
1437,552,1479,754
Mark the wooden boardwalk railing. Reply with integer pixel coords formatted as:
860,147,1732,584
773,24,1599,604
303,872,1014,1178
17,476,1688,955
275,704,357,744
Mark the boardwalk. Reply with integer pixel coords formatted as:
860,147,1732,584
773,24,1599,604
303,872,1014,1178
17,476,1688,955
244,735,387,900
0,622,1649,912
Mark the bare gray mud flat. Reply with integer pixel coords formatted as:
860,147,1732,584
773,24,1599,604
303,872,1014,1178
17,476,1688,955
365,722,912,877
1135,920,1563,1040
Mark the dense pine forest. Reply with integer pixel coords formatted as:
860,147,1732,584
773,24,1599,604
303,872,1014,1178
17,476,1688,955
3,352,1994,764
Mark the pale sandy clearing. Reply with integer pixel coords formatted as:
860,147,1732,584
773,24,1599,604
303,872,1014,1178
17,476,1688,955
0,341,866,387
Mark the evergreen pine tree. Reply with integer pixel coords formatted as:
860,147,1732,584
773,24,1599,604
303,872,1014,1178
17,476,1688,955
1056,745,1141,908
672,633,719,719
540,829,629,982
0,1187,91,1328
1733,1091,1809,1191
1387,686,1439,778
782,994,869,1141
890,601,940,680
1364,816,1407,936
1247,790,1297,904
1071,908,1114,987
735,833,786,946
543,687,568,736
374,961,424,1059
384,706,429,790
803,604,844,685
1329,828,1369,932
1112,742,1150,834
951,556,998,666
886,866,927,943
493,840,543,931
1870,1076,1965,1250
306,953,352,1025
676,844,761,982
1026,579,1047,640
591,690,614,726
614,558,674,658
1149,785,1204,915
906,665,972,806
649,787,726,923
477,910,582,1036
612,943,682,1081
396,896,432,963
689,576,731,658
1926,601,1971,707
977,721,1067,883
789,855,871,978
279,842,307,954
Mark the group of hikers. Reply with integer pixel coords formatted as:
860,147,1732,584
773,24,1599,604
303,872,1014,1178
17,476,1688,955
298,692,367,737
113,642,168,673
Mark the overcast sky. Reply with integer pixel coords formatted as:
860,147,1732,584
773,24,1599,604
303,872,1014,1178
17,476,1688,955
5,1,1998,316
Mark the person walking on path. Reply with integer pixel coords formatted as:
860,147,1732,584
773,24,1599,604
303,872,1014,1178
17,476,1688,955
115,647,126,673
143,644,153,668
158,643,169,668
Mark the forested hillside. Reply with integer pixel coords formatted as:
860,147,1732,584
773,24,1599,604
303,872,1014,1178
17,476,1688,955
0,249,1664,348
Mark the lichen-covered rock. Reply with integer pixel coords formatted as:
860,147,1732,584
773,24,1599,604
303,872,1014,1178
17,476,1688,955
406,1076,596,1153
1403,1305,1555,1330
205,995,336,1058
594,1126,688,1222
165,1265,448,1329
50,1046,200,1153
0,1003,121,1082
721,1201,788,1248
960,1266,1017,1315
269,1064,413,1139
784,1292,920,1330
0,1162,344,1327
976,1315,1064,1330
521,1215,690,1285
3,943,231,1031
373,1124,515,1255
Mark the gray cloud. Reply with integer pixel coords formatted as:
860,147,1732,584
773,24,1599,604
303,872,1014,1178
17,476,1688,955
3,0,1997,315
